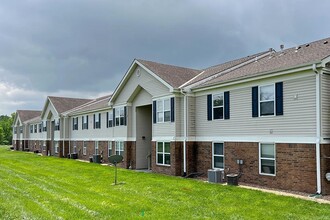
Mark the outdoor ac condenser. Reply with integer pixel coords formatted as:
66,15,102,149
208,169,224,183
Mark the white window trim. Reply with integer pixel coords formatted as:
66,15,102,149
259,143,276,176
83,116,88,130
108,141,112,157
259,84,275,117
156,141,171,166
212,142,225,169
212,93,224,120
54,141,59,154
95,141,99,155
156,98,171,123
108,111,113,127
83,141,87,155
115,107,125,126
73,141,77,154
115,141,124,156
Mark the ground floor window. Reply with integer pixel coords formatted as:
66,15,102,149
95,141,99,155
213,143,224,169
259,143,276,175
115,141,124,156
54,141,59,154
73,141,77,154
83,141,87,155
156,142,170,165
108,141,112,157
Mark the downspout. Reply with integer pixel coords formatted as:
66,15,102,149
313,63,322,195
180,89,187,176
68,117,71,155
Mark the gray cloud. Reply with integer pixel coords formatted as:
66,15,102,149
0,0,330,115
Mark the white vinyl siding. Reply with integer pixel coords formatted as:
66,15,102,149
195,74,316,137
321,74,330,137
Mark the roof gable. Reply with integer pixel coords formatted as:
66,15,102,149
15,110,42,125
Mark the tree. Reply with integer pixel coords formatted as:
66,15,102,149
0,113,15,145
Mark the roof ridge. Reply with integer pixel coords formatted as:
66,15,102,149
136,59,200,71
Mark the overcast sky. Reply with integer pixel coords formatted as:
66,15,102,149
1,0,330,115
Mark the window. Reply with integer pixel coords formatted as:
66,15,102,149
39,123,42,133
107,111,113,128
43,121,47,132
54,141,59,154
157,99,171,123
252,82,283,117
94,113,101,129
43,141,46,151
259,143,276,175
213,143,224,169
73,117,78,130
30,125,33,133
82,115,88,130
108,141,112,157
156,142,171,165
83,141,87,155
34,124,37,133
20,126,23,133
73,141,77,154
115,141,124,156
14,127,17,134
95,141,99,155
115,107,125,126
55,119,60,131
259,84,275,116
213,94,224,120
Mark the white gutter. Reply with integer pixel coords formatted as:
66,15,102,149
180,89,187,176
313,63,322,194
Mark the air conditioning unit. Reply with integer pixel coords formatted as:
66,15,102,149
208,169,224,183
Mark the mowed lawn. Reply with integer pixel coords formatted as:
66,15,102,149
0,146,329,220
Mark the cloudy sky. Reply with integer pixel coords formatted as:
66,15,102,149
1,0,330,115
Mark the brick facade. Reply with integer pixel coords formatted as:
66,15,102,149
321,144,330,194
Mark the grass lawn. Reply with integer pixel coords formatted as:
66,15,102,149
0,146,329,219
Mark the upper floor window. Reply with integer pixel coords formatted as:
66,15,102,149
55,119,60,131
72,117,78,130
259,143,276,175
43,121,47,132
107,111,113,128
30,125,33,133
34,124,37,133
153,97,174,124
39,123,42,133
207,92,230,121
20,126,23,133
115,107,126,126
94,113,101,129
14,127,17,134
82,115,88,130
252,82,283,117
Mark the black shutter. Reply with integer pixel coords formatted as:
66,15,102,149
170,97,175,122
113,108,116,127
86,115,89,129
207,94,212,121
72,118,74,130
93,114,95,129
252,86,259,117
153,101,157,124
224,91,230,119
76,117,79,130
106,112,109,128
123,107,127,126
99,113,101,128
276,82,283,116
82,116,84,130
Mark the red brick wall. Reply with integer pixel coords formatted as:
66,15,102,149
321,144,330,195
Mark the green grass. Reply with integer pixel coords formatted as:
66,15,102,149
0,145,329,220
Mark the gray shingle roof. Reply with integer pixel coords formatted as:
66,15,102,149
17,110,42,123
137,59,200,88
68,94,112,115
48,96,92,114
195,37,330,89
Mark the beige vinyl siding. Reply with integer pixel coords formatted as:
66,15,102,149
175,96,183,137
321,73,330,137
131,88,153,138
115,67,169,104
153,123,175,137
187,95,196,137
195,74,316,137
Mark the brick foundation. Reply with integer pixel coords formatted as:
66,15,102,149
321,144,330,195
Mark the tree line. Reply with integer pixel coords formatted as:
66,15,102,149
0,113,15,145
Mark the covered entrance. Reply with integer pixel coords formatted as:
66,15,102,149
135,104,152,169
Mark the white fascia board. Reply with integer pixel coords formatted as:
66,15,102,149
192,62,320,93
